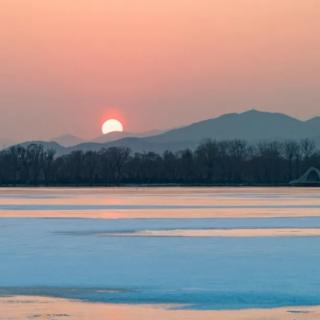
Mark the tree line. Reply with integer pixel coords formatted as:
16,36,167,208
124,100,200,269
0,139,319,186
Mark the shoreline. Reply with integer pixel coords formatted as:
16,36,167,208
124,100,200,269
0,184,319,188
1,295,320,320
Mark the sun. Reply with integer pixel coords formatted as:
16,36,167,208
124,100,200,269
102,119,124,135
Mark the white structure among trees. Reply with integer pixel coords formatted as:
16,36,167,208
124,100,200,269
290,167,320,186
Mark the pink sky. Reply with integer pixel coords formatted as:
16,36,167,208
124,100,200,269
1,0,320,140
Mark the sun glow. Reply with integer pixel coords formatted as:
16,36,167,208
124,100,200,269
102,119,124,135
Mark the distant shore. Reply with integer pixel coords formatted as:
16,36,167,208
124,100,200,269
0,183,314,188
1,296,320,320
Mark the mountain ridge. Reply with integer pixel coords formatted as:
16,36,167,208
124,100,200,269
5,109,320,155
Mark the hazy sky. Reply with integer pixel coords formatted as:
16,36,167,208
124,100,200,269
1,0,320,140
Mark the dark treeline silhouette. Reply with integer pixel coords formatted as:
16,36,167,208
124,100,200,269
0,139,319,186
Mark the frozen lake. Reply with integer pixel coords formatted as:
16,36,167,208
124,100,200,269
0,187,320,310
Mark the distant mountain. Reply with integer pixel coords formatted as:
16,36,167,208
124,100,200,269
147,109,311,144
91,129,165,144
51,134,84,147
5,109,320,155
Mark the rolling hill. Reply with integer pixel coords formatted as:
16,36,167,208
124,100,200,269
50,134,84,147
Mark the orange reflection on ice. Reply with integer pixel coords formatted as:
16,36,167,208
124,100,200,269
1,187,320,219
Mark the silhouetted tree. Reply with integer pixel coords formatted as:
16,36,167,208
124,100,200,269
0,140,319,186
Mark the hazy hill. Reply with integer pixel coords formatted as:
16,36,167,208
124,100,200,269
15,141,67,155
5,109,320,155
51,134,84,147
91,129,165,144
69,137,198,155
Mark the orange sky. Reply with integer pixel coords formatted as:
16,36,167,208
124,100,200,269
1,0,320,140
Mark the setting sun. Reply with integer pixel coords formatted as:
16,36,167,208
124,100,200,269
102,119,124,135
